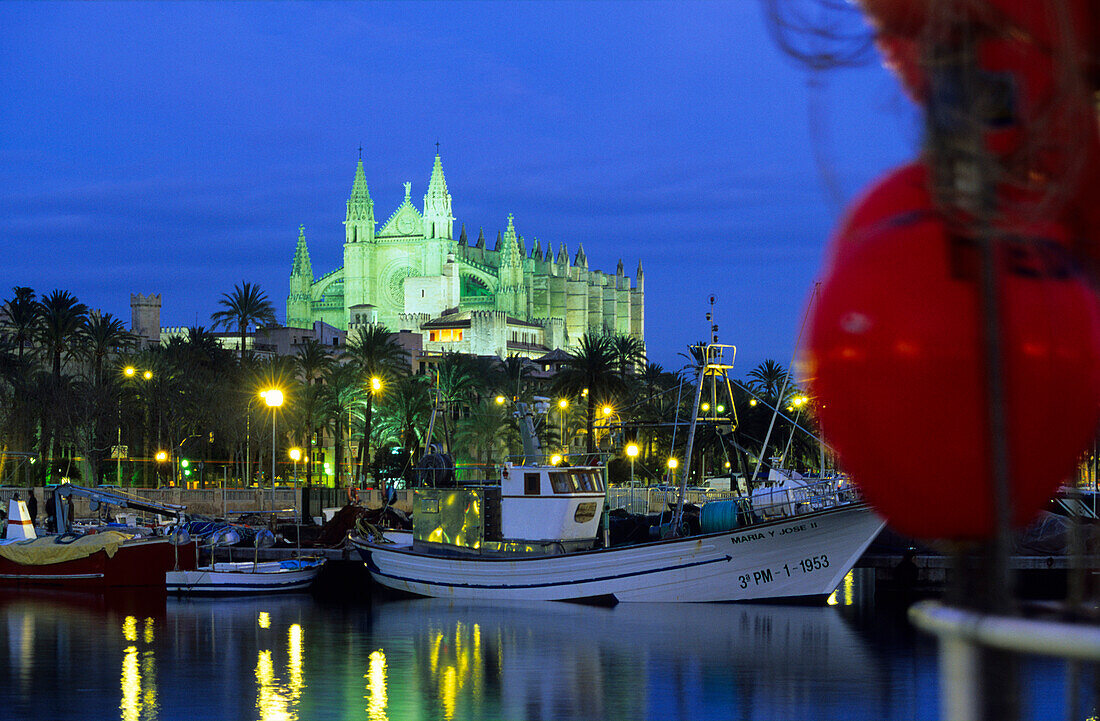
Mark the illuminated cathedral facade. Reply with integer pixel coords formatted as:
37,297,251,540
286,152,645,358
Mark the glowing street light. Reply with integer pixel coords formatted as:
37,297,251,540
701,402,710,413
667,457,679,486
749,399,758,407
495,395,506,405
263,388,284,512
625,443,639,485
601,405,613,417
123,366,136,377
550,454,563,466
155,450,168,463
370,377,382,393
142,370,152,380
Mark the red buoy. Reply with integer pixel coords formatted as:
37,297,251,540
808,212,1100,540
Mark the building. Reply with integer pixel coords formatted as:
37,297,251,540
286,152,645,358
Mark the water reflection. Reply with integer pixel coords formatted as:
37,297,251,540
0,585,1028,720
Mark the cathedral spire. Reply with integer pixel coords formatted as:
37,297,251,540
458,223,468,246
476,227,486,249
345,158,375,242
291,225,313,280
494,230,502,252
532,237,542,259
617,258,624,276
574,244,588,269
501,214,522,267
557,242,569,266
422,151,454,240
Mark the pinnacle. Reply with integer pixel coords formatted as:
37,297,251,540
291,225,313,279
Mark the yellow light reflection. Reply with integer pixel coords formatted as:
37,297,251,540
826,591,838,606
843,569,855,606
258,611,271,629
255,650,291,721
120,646,141,721
365,649,388,721
287,624,303,705
141,649,158,717
440,665,457,721
143,617,155,644
122,616,138,642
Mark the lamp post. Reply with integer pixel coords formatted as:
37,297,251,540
626,443,639,485
154,450,168,487
667,457,679,486
264,389,284,513
557,398,569,452
118,366,152,487
289,448,302,522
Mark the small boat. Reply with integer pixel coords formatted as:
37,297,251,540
352,343,885,603
0,484,197,589
165,557,325,595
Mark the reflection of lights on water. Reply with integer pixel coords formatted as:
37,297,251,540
120,618,157,720
254,624,306,721
120,646,141,721
440,665,457,721
288,624,303,705
826,570,857,606
365,649,388,721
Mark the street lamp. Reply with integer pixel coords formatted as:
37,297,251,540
667,457,678,486
495,395,506,405
264,388,284,513
155,450,168,486
118,366,152,487
289,447,302,520
625,443,639,485
557,398,569,452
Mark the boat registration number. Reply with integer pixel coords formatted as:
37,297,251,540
737,554,829,589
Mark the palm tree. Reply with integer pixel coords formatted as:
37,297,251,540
80,313,133,388
5,287,39,360
210,281,276,363
293,338,335,518
432,353,477,453
553,333,626,454
324,363,363,489
35,290,87,479
610,334,647,377
747,359,789,401
342,325,409,484
375,375,433,465
454,399,507,470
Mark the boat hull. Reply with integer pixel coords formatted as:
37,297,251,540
166,560,324,595
0,538,197,590
358,503,885,603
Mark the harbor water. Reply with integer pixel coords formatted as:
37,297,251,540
0,575,1086,720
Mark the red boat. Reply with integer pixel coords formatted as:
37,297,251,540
0,484,197,590
0,535,197,589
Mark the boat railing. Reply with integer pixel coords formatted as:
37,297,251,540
607,478,862,525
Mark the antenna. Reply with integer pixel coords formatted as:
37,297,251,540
707,294,718,344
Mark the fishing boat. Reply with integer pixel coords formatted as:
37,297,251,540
165,557,324,595
0,484,197,589
352,343,885,603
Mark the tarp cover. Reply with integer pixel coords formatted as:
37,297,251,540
0,532,135,565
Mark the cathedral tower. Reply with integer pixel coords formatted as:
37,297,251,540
287,225,314,329
423,153,454,241
343,157,376,324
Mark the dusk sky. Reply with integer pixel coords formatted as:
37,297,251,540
2,1,916,374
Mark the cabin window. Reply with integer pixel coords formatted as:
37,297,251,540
429,331,438,342
550,472,572,494
574,502,597,523
524,473,541,496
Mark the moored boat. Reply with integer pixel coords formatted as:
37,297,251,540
352,343,885,603
166,557,324,595
0,484,197,589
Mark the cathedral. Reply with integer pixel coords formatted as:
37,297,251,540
286,152,645,358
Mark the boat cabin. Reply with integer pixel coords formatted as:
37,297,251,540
412,464,607,556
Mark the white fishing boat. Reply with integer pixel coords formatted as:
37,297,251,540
352,343,885,603
165,557,324,595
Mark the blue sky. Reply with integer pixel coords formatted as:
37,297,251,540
1,1,916,374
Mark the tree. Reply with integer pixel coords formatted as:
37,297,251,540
80,313,133,388
747,359,789,401
610,334,647,377
36,290,87,480
210,281,276,364
5,287,39,361
293,339,335,520
454,399,507,470
342,325,408,485
553,333,626,454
